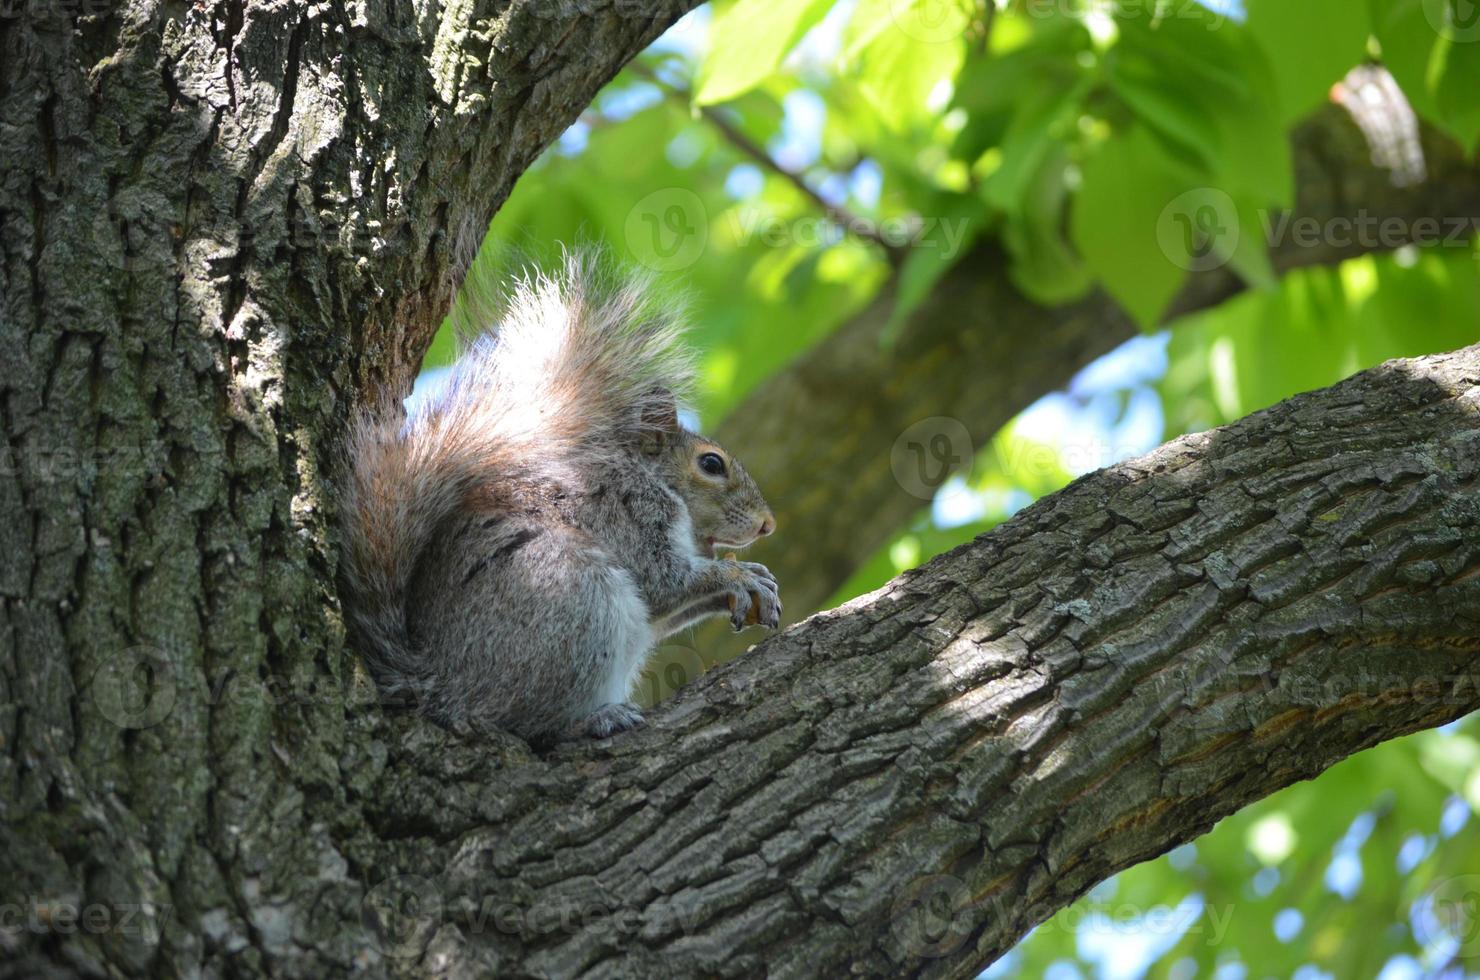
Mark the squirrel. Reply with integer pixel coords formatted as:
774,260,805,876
339,249,780,743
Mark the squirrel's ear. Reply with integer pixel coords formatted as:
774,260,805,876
639,388,679,454
640,388,679,431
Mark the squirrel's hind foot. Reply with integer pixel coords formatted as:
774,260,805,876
581,702,646,739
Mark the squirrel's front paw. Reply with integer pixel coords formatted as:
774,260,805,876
726,561,782,632
582,702,645,739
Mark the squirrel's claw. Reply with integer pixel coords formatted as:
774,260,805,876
729,589,755,632
728,574,781,632
756,591,782,630
582,702,645,739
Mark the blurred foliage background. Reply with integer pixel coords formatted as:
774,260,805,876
420,0,1480,975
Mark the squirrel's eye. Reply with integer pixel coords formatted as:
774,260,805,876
698,452,727,477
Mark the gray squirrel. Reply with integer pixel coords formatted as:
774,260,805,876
339,250,780,743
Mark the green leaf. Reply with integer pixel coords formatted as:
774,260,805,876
1113,8,1294,208
952,46,1056,162
1161,246,1480,438
1432,34,1480,151
1361,246,1480,359
982,73,1093,212
845,0,974,60
1421,735,1480,793
1108,64,1225,170
1071,126,1198,329
694,0,836,105
1002,143,1092,305
952,16,1092,115
844,0,969,133
1246,0,1373,124
1226,192,1279,291
1113,4,1251,100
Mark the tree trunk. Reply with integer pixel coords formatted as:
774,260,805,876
0,1,697,975
3,4,1478,979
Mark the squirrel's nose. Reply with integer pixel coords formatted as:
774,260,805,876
756,513,775,538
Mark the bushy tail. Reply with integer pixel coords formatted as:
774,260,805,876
339,247,695,700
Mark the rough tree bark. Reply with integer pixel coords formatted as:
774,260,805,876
2,3,1478,980
0,0,699,975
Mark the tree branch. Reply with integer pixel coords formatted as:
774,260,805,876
349,343,1480,978
631,62,903,258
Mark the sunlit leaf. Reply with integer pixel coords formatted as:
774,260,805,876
694,0,837,106
1071,125,1195,328
1246,0,1372,124
847,0,969,132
